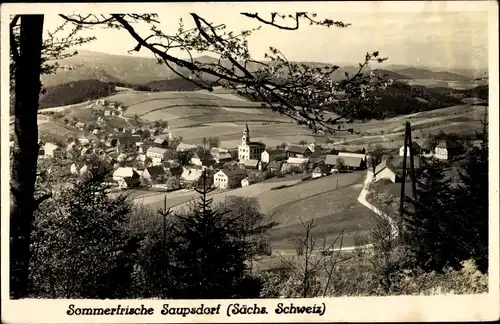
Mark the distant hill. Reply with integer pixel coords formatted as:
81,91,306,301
372,69,410,80
392,67,471,81
39,79,116,109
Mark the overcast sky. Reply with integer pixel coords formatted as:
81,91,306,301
33,2,491,70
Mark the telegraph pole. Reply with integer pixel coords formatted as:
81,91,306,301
399,122,418,218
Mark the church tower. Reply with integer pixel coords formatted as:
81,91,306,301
242,122,250,145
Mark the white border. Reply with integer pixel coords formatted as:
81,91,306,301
1,2,499,323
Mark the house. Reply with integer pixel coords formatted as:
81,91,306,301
325,154,366,170
308,151,327,166
213,169,247,189
78,138,90,146
266,160,284,173
434,140,463,160
112,167,141,185
421,139,435,156
141,166,166,184
153,135,169,148
137,143,151,154
287,157,309,165
117,135,141,153
286,145,312,159
210,147,229,156
70,162,84,175
43,143,64,159
238,123,266,160
390,156,422,174
176,143,198,152
213,152,232,165
399,142,422,157
190,151,214,166
117,153,128,162
239,159,262,170
180,167,204,183
312,163,330,179
374,160,399,183
146,147,169,165
241,178,256,187
261,149,287,163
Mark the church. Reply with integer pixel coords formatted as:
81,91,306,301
238,123,266,161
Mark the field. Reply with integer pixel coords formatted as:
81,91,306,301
140,171,371,250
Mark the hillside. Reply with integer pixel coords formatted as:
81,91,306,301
39,80,117,109
372,69,411,80
392,67,471,81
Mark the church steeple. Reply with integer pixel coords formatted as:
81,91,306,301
242,122,250,145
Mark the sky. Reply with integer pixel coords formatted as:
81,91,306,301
35,2,491,70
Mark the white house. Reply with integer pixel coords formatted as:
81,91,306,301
112,167,140,182
238,123,266,160
43,143,64,159
374,160,398,183
261,149,286,163
241,178,256,187
146,147,169,165
213,169,247,189
399,142,422,157
312,164,330,179
434,140,462,160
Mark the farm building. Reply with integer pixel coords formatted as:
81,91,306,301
153,135,170,148
176,143,197,152
191,151,215,167
286,145,312,159
421,139,435,155
261,149,287,163
434,140,463,160
239,159,262,170
265,160,284,173
112,167,140,185
117,135,141,153
325,154,366,170
141,166,166,184
212,152,232,165
238,123,266,160
146,147,170,165
399,142,422,157
312,163,330,179
213,169,247,189
374,160,399,183
43,143,64,159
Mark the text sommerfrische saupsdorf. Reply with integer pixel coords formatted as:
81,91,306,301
66,302,326,317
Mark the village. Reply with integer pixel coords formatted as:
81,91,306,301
25,98,474,202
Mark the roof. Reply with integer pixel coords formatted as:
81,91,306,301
145,166,165,178
325,154,340,165
43,143,60,151
264,149,287,157
421,139,435,150
176,143,197,151
391,156,422,169
375,160,397,176
147,146,168,154
287,145,310,155
210,147,229,155
326,154,364,167
218,169,247,177
239,159,260,167
247,141,266,147
436,139,462,149
338,152,367,160
113,167,139,178
117,135,140,145
214,152,232,160
154,135,169,144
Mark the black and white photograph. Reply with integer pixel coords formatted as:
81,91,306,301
1,1,498,322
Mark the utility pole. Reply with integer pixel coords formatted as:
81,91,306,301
399,122,418,218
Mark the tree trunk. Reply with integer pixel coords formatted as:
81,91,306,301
10,15,44,299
